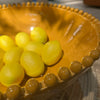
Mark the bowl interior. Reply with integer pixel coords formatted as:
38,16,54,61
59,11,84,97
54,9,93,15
0,5,98,93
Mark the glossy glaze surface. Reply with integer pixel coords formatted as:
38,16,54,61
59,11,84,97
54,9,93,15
0,3,99,94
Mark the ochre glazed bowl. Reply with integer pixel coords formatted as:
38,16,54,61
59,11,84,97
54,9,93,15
0,2,100,100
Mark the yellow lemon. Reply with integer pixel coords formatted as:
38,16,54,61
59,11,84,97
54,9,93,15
0,35,15,51
20,51,45,77
0,62,24,87
24,41,44,56
30,27,48,43
15,32,31,48
42,40,62,65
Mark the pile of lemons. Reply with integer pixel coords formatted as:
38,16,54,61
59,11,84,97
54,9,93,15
0,27,62,87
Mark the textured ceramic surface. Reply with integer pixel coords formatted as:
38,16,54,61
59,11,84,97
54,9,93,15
0,2,100,100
